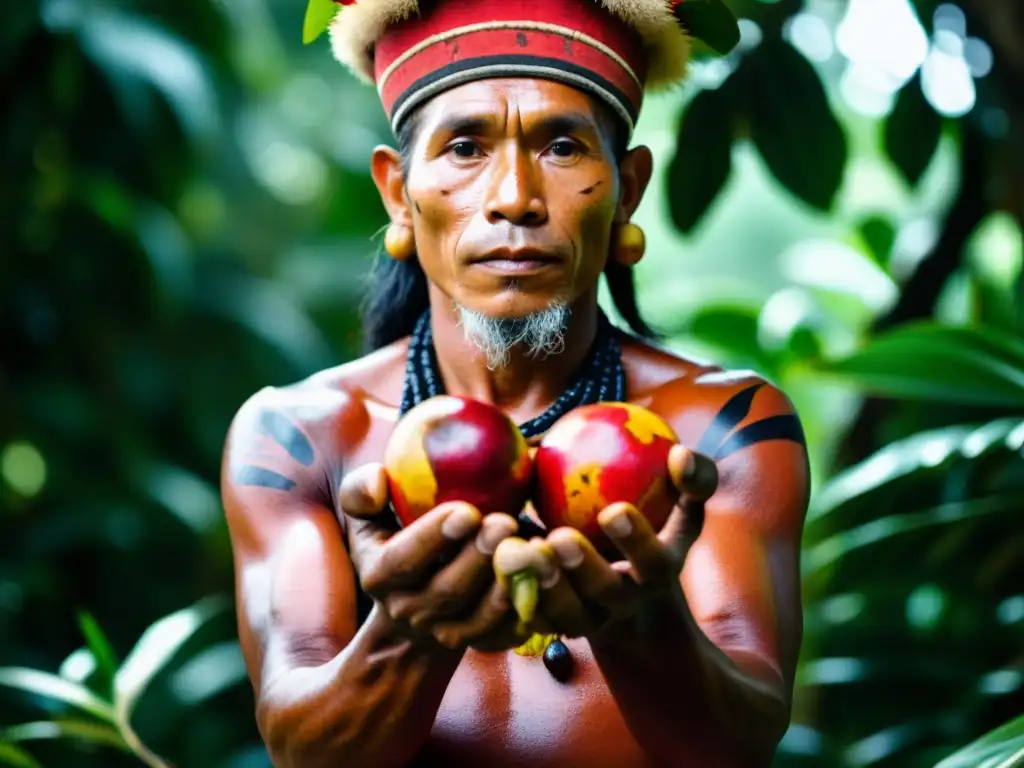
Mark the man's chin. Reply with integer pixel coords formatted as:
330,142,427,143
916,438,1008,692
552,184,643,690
455,302,571,370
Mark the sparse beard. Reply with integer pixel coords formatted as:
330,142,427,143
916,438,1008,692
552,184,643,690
457,302,571,370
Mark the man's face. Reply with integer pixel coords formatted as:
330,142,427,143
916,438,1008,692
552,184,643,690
402,78,628,320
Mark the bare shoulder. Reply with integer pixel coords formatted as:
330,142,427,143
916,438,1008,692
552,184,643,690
620,333,805,462
221,340,409,506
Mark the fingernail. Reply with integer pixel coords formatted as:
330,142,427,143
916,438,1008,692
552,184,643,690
539,561,560,589
605,512,633,539
475,516,516,555
551,538,584,569
683,450,697,479
442,507,479,540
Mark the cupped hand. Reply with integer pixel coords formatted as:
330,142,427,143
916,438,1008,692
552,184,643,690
338,463,525,652
493,444,719,639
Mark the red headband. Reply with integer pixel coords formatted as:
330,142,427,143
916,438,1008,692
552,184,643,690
372,0,649,133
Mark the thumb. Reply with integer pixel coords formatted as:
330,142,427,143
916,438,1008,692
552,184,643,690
339,463,390,519
667,445,717,502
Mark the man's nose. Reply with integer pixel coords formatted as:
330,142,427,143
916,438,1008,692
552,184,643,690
484,148,548,226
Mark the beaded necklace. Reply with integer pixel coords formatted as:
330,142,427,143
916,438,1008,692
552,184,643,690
399,309,626,432
397,308,628,682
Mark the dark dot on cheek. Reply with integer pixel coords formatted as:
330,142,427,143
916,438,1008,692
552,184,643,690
441,189,451,197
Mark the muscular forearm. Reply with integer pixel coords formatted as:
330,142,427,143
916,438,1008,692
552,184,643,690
589,590,789,767
256,605,462,768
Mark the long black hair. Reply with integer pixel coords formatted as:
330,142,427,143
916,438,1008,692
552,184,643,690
360,105,658,352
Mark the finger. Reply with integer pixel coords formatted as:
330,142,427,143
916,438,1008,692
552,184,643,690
400,513,519,628
545,527,626,609
361,502,482,595
528,540,593,638
667,445,718,501
598,503,675,586
431,580,512,651
338,463,390,519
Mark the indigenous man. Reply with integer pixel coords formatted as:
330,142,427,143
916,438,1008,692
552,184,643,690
220,0,810,765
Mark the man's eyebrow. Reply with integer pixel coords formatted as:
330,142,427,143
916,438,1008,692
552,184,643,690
532,113,600,137
431,114,493,137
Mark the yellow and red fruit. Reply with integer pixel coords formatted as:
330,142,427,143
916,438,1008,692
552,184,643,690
383,395,532,527
532,402,678,557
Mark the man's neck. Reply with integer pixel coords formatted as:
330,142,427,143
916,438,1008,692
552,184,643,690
427,288,600,425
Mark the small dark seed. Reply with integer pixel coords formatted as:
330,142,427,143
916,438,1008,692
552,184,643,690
543,639,574,682
516,512,547,539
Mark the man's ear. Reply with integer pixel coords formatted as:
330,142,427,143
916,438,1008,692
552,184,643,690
615,145,654,223
370,145,413,226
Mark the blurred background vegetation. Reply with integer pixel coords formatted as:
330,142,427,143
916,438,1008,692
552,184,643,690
2,0,1023,765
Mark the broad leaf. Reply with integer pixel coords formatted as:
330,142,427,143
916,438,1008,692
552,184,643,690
805,490,1019,577
671,0,741,55
0,744,41,768
0,668,115,724
813,322,1024,407
1,720,128,752
684,303,775,372
743,39,847,211
113,596,229,727
666,80,737,234
809,418,1023,523
77,12,218,146
885,74,942,188
934,712,1024,768
58,648,97,686
304,0,339,45
77,612,119,695
856,214,897,268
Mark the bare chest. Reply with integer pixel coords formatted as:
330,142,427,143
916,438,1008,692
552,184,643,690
415,639,658,768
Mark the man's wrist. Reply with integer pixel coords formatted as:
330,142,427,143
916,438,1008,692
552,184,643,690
364,602,466,663
590,586,694,649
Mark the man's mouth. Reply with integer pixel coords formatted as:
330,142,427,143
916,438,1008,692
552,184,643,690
471,249,561,272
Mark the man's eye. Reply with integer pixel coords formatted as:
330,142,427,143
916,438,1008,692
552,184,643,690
550,140,580,158
450,140,479,158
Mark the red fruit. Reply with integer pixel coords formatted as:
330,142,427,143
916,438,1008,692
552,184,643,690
532,402,678,557
383,395,532,527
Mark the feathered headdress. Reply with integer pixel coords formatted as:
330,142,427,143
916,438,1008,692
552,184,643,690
304,0,739,134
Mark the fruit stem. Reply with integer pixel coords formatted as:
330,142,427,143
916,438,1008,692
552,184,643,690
509,570,539,634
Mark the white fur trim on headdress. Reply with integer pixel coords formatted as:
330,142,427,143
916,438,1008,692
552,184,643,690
328,0,691,91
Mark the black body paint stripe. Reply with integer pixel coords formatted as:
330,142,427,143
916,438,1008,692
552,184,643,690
259,410,314,466
234,466,297,491
713,414,806,461
696,383,764,457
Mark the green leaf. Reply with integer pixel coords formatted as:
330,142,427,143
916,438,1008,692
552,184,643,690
856,214,897,268
813,322,1024,407
113,596,229,728
0,743,42,768
77,12,218,146
744,39,848,211
671,0,741,55
77,613,119,695
805,490,1020,577
0,669,115,724
686,304,767,365
885,74,942,188
666,81,737,234
934,712,1024,768
304,0,339,44
810,418,1022,522
1,720,128,752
